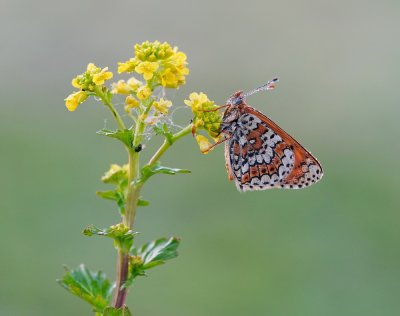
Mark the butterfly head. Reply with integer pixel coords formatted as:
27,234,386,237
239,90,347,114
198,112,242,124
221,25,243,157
227,91,245,107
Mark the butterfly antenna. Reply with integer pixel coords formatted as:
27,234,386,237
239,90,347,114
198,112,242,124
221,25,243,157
244,78,279,98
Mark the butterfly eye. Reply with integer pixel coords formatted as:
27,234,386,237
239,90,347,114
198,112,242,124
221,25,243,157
231,97,242,105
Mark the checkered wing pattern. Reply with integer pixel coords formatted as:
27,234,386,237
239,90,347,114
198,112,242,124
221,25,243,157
224,107,323,191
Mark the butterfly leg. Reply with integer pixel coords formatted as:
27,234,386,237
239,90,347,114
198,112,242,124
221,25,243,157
201,135,232,154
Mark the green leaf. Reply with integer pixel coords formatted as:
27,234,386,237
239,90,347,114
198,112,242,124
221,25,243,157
97,129,134,148
137,199,150,207
96,191,126,215
137,163,190,184
141,237,180,268
83,224,137,253
131,237,180,269
103,306,132,316
123,237,181,289
57,264,114,313
96,190,118,201
153,122,173,144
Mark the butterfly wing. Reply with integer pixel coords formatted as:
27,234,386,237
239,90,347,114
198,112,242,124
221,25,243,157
224,106,323,191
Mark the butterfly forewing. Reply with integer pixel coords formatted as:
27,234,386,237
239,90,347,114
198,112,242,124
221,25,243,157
223,105,323,191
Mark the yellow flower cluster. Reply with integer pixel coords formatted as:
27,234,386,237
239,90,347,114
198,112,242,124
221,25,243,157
185,92,222,138
65,63,113,112
185,92,222,153
118,41,189,89
72,63,113,91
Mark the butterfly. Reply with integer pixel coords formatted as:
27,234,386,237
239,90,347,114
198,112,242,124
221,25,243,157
217,78,323,192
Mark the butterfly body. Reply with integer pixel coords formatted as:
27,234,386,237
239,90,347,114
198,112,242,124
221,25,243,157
220,88,323,192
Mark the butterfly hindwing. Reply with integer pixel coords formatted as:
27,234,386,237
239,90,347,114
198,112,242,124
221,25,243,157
225,107,323,191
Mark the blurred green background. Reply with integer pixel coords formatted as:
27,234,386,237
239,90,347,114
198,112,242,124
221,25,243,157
1,0,400,315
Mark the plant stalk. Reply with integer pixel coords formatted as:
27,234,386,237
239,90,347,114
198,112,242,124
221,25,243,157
147,124,192,166
113,116,146,308
95,86,126,130
113,118,192,308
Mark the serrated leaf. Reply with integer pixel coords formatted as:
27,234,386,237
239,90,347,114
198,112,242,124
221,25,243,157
57,264,114,313
103,306,132,316
123,237,180,290
132,237,180,269
97,129,134,148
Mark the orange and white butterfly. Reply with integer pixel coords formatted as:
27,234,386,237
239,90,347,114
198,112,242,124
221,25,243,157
218,78,323,192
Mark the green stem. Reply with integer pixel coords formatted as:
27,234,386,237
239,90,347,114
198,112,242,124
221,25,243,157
113,112,192,308
113,110,147,308
147,124,193,166
94,86,126,130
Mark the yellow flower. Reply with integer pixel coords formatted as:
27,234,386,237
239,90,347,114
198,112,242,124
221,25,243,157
127,77,142,91
135,61,159,81
160,68,179,88
65,91,88,112
184,92,209,111
195,135,213,154
92,67,113,85
86,63,97,73
153,98,172,114
136,85,152,100
101,164,129,184
117,58,139,73
185,92,222,138
124,95,140,111
71,78,83,89
171,52,189,75
111,80,131,94
158,50,189,88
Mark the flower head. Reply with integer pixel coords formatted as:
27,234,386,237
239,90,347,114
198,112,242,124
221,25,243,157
124,95,140,112
185,92,222,138
118,41,189,88
127,77,142,91
135,62,159,81
92,67,113,85
111,80,131,95
101,164,129,184
195,135,213,154
70,63,113,93
153,98,172,114
160,51,189,88
134,41,175,61
136,85,152,100
65,91,88,112
118,58,139,74
109,223,131,237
